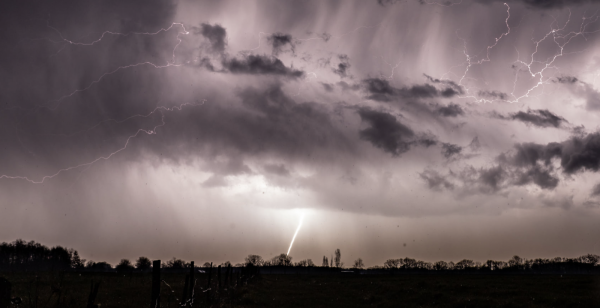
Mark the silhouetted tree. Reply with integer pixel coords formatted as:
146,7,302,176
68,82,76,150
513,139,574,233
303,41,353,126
135,256,152,270
295,259,315,267
202,262,212,268
245,254,264,267
86,261,112,271
270,254,293,266
334,249,342,268
322,256,328,267
434,261,448,270
166,257,186,269
116,259,134,273
0,240,81,270
383,259,402,269
353,258,364,269
221,261,232,267
454,259,475,270
70,249,85,269
508,255,523,269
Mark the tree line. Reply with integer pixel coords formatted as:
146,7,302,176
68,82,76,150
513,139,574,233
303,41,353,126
1,239,598,273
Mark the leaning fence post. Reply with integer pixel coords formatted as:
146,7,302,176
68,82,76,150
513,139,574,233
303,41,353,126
181,274,189,305
189,261,195,298
150,260,161,308
86,280,100,308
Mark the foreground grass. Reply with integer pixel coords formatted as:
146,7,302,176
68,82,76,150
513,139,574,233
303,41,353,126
235,274,600,308
1,271,599,307
2,271,208,307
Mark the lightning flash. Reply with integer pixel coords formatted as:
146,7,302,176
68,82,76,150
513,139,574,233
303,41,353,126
287,214,304,256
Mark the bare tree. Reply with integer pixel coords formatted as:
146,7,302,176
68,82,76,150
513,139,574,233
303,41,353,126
352,258,364,269
322,256,328,267
295,259,314,267
244,254,264,267
270,253,293,266
334,249,342,268
434,261,448,270
383,259,402,269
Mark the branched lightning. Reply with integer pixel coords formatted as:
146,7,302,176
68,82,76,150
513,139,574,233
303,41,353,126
20,22,191,111
0,21,201,184
439,3,600,104
1,100,205,184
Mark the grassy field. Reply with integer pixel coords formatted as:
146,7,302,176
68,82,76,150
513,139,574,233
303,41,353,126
237,274,600,308
1,271,599,307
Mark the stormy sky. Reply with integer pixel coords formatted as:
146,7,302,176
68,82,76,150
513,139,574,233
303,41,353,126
2,0,600,267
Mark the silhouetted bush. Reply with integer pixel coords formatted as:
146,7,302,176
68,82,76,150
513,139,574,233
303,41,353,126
135,256,151,270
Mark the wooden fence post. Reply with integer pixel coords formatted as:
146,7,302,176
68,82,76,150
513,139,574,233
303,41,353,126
225,264,230,288
0,277,11,308
150,260,161,308
206,262,213,305
218,265,222,290
181,275,189,305
189,261,195,298
86,280,100,308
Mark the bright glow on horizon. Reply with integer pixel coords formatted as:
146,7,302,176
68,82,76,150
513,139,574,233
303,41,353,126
287,214,304,256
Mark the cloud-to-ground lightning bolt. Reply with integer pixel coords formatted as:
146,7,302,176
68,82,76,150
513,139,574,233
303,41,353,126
1,100,205,184
287,214,304,256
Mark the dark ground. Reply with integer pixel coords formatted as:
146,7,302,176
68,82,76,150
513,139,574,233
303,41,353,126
239,274,600,308
1,271,599,307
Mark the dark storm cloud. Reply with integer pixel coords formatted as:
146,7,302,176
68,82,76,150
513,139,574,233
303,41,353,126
477,166,506,193
196,23,228,54
195,24,304,78
357,108,415,156
478,90,509,101
513,166,559,189
377,0,401,6
363,78,460,102
321,82,334,92
554,76,579,84
267,33,296,56
419,169,455,191
0,0,178,111
493,109,568,128
222,55,304,77
264,163,291,177
511,109,567,128
423,74,464,95
591,183,600,196
426,134,579,193
441,143,462,158
332,54,352,79
173,83,348,158
472,132,600,191
436,103,464,117
337,81,361,91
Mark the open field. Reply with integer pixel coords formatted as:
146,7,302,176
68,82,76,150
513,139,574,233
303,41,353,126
238,274,600,307
2,271,600,307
